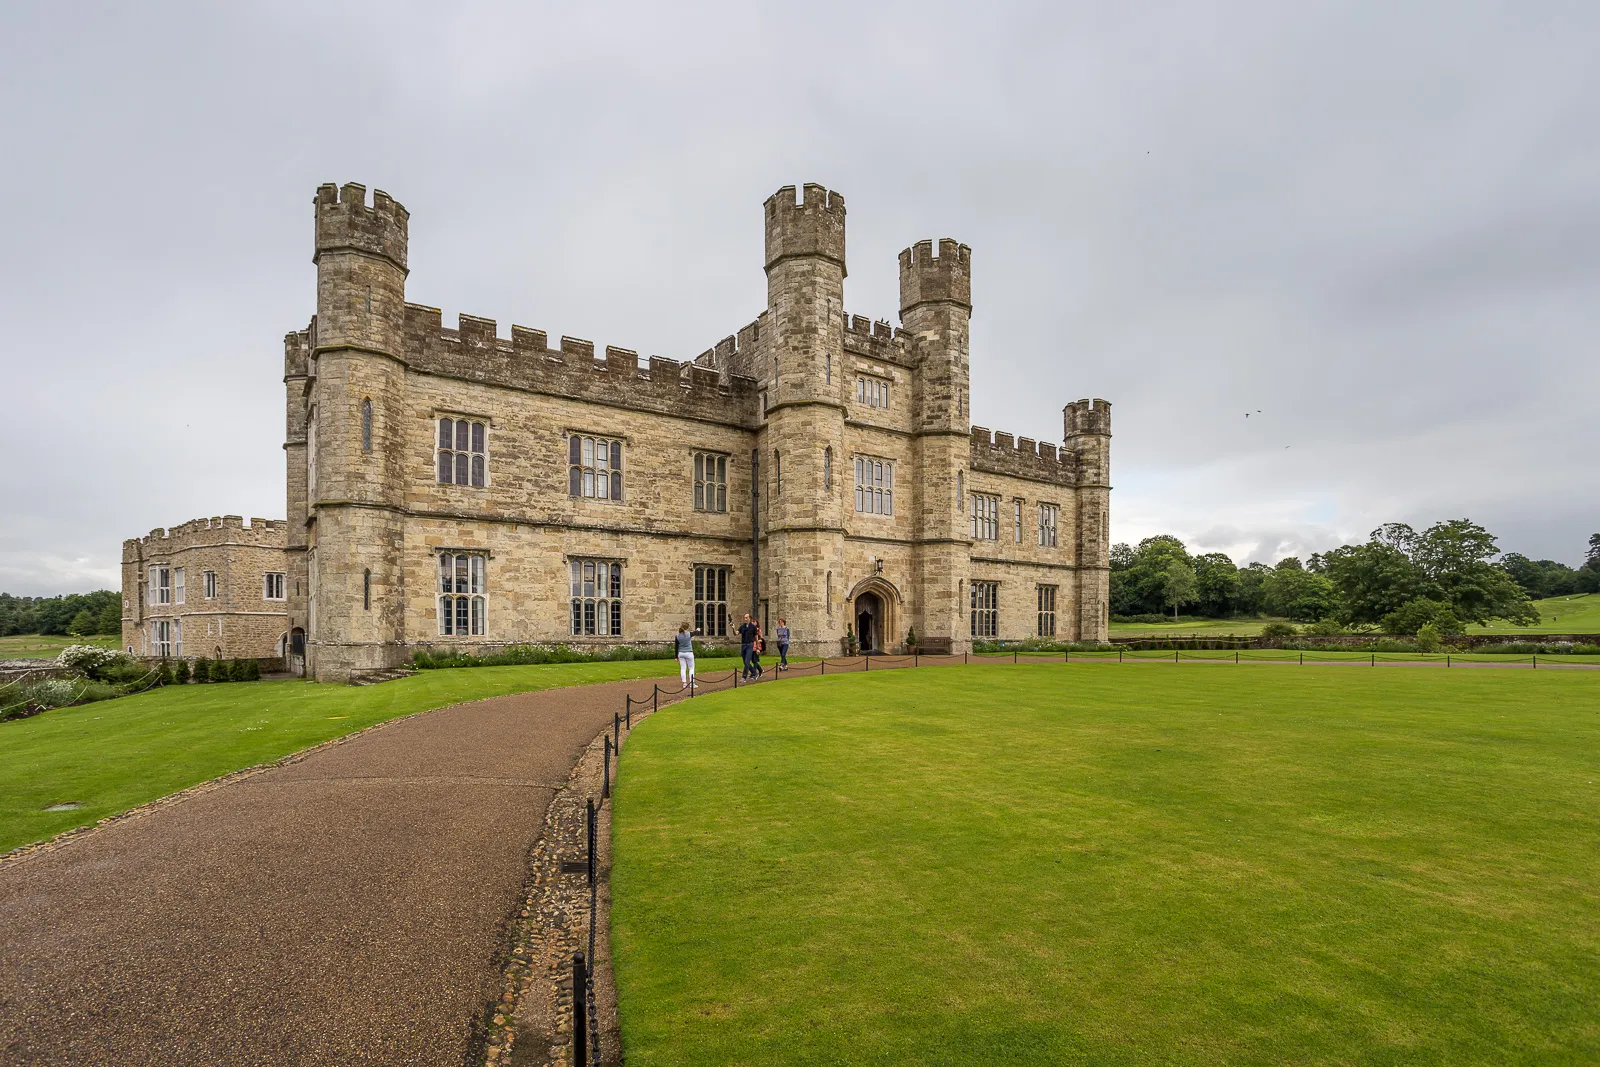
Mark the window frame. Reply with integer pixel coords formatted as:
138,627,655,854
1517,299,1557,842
970,493,999,540
437,416,489,488
264,572,286,601
694,564,731,638
569,557,623,637
971,580,999,638
855,375,891,410
1014,500,1024,544
853,455,895,516
438,553,488,637
692,451,729,513
203,570,218,600
1037,584,1057,637
568,433,625,502
174,566,186,605
1038,503,1059,548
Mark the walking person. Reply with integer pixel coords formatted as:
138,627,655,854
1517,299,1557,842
738,613,758,679
674,622,696,689
775,618,790,671
752,624,765,678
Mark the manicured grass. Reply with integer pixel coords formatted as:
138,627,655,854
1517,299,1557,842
0,633,120,660
1476,592,1600,634
612,664,1600,1065
0,658,736,854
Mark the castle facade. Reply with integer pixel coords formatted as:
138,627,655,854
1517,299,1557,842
121,516,289,660
287,182,1110,682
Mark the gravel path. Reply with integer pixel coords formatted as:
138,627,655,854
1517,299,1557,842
0,678,651,1067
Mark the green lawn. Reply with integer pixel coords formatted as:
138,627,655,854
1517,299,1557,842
0,658,736,854
0,633,120,660
1477,592,1600,634
612,664,1600,1065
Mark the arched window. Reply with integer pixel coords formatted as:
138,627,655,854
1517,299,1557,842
823,446,833,490
363,568,371,611
361,398,372,453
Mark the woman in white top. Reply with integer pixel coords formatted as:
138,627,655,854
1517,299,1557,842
674,622,695,688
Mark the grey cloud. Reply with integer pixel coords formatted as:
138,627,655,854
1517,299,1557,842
1,0,1595,597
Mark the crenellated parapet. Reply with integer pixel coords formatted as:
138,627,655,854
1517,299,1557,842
403,304,760,425
843,314,910,363
693,317,767,382
969,425,1079,487
1064,398,1111,437
283,329,311,378
764,183,846,273
123,516,288,563
899,239,971,314
314,182,408,270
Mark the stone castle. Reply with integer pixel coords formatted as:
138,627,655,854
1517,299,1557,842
261,181,1111,680
121,517,289,660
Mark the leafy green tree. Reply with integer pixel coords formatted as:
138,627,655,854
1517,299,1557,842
1192,553,1239,617
96,598,122,634
67,610,96,636
1381,598,1465,636
1234,563,1272,616
1323,541,1426,626
1413,519,1537,626
1263,561,1334,621
1159,558,1198,620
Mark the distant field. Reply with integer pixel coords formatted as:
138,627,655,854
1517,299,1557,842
0,633,120,660
1109,617,1278,636
1476,593,1600,634
1110,594,1600,638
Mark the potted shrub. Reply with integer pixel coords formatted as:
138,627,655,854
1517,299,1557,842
905,624,919,655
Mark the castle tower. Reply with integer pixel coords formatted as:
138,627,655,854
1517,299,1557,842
761,184,848,655
901,239,974,653
1065,399,1112,641
302,182,411,680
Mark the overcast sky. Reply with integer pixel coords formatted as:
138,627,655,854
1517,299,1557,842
2,1,1595,596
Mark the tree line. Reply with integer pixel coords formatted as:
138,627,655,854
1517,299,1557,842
1111,523,1600,634
0,591,122,637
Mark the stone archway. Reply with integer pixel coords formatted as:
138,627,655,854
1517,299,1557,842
846,575,903,654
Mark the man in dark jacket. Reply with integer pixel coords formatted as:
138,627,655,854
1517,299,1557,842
738,614,759,679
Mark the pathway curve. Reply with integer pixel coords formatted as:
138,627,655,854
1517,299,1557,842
0,678,653,1067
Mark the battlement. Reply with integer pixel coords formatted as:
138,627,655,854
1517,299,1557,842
283,329,310,377
692,318,765,381
899,238,972,313
123,515,289,561
314,181,409,270
1064,398,1112,437
402,304,760,426
764,183,846,272
843,313,911,362
969,425,1078,486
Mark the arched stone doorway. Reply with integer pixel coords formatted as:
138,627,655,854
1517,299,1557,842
846,575,902,654
855,592,883,653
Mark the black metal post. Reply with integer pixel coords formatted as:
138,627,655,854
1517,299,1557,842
821,658,825,675
603,736,611,800
1175,650,1179,664
1119,648,1123,663
614,712,621,751
1014,650,1018,664
1371,653,1375,667
586,798,596,886
573,952,589,1067
653,686,658,713
1533,653,1537,669
1446,654,1450,668
865,654,869,672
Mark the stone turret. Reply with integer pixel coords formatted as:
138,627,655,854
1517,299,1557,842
303,182,413,680
761,184,849,654
1065,399,1112,641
